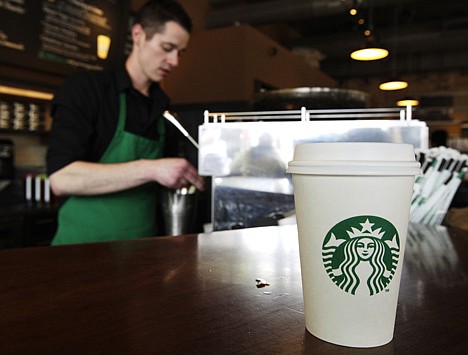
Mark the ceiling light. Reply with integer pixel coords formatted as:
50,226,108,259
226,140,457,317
379,80,408,91
350,0,388,61
351,47,389,61
379,8,409,92
397,98,419,106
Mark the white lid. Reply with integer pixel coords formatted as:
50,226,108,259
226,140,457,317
287,142,421,176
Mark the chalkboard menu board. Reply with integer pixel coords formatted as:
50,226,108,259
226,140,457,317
0,0,130,77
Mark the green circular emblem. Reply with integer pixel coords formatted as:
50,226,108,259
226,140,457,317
322,215,400,296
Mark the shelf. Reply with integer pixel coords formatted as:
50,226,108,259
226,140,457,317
0,128,48,136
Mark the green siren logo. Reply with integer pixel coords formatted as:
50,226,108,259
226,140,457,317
322,216,400,296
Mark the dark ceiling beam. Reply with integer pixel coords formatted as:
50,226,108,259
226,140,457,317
209,0,238,4
206,0,468,79
206,0,425,29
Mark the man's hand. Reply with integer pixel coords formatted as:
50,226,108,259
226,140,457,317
148,157,205,191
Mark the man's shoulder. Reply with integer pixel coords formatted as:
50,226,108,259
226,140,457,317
54,70,117,104
64,70,116,90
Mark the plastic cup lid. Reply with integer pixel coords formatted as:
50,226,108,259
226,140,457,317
287,142,421,176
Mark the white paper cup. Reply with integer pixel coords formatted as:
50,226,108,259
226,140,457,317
287,142,421,348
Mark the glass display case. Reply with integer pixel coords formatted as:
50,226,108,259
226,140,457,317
198,107,429,230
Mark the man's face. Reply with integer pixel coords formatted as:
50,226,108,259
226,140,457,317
134,21,190,82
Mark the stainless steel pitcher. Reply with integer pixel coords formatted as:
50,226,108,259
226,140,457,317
161,186,197,236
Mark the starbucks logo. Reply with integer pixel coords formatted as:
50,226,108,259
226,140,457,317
322,216,400,296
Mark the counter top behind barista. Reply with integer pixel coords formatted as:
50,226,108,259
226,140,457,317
0,174,58,216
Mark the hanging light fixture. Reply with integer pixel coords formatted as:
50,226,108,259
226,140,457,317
397,97,419,106
350,0,389,61
349,0,358,16
379,6,408,91
351,45,389,61
379,80,408,91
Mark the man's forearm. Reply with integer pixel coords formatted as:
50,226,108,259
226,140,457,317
49,157,205,197
49,160,150,196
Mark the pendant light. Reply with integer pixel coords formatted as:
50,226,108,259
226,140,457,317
379,80,408,91
350,0,389,61
351,45,389,61
379,6,408,91
397,97,419,107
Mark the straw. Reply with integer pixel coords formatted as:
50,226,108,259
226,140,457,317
428,168,466,225
410,146,466,226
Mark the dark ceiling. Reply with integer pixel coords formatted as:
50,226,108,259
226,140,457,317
206,0,468,82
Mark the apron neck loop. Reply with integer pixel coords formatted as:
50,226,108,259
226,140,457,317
117,92,127,132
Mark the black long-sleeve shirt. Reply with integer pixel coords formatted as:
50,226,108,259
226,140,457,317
47,65,181,176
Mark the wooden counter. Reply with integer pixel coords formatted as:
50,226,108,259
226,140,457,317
1,224,467,354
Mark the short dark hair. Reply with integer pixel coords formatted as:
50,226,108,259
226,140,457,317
134,0,192,38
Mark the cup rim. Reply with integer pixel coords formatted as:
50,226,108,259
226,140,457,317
287,160,421,176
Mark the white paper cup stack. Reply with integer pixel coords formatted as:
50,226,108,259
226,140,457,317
287,142,420,348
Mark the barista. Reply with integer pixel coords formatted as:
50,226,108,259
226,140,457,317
46,0,204,245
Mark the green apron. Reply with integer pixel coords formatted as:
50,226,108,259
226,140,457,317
52,92,165,245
